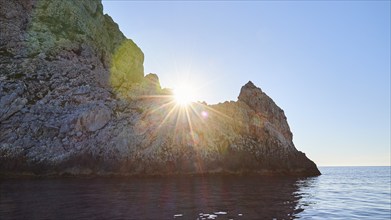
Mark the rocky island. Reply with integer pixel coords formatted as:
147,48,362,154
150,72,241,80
0,0,320,176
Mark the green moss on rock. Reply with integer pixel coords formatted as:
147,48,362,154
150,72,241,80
110,40,144,89
27,0,144,84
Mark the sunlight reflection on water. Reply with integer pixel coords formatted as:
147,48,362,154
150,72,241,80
1,175,301,219
1,167,390,219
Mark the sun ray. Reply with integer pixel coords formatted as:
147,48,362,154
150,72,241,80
184,105,196,145
134,76,239,156
146,99,176,115
174,105,186,142
157,102,179,128
188,104,204,121
192,102,232,121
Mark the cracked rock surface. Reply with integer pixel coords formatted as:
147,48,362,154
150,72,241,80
0,0,320,176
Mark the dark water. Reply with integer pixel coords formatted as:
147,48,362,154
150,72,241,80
0,167,390,219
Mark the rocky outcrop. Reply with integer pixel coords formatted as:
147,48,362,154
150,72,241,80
0,0,320,176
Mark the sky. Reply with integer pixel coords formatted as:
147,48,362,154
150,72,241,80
102,1,390,166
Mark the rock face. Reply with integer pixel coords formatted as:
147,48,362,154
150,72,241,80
0,0,320,176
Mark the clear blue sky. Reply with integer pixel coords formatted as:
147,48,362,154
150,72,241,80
102,1,390,166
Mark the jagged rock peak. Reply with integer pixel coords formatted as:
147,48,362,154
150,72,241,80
242,81,258,90
238,80,293,142
238,80,276,110
238,81,262,100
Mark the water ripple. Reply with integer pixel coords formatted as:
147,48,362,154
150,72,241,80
1,167,390,219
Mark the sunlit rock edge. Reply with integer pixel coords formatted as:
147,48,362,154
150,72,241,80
0,0,320,177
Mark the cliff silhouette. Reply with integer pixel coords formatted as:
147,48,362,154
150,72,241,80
0,0,320,176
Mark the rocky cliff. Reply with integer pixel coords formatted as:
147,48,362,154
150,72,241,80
0,0,320,176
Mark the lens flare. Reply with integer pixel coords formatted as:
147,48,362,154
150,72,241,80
201,111,208,118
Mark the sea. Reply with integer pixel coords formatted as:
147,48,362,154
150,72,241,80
0,166,390,220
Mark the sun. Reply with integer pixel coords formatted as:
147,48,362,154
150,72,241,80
173,84,196,106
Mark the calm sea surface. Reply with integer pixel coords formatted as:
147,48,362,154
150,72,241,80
0,167,390,219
